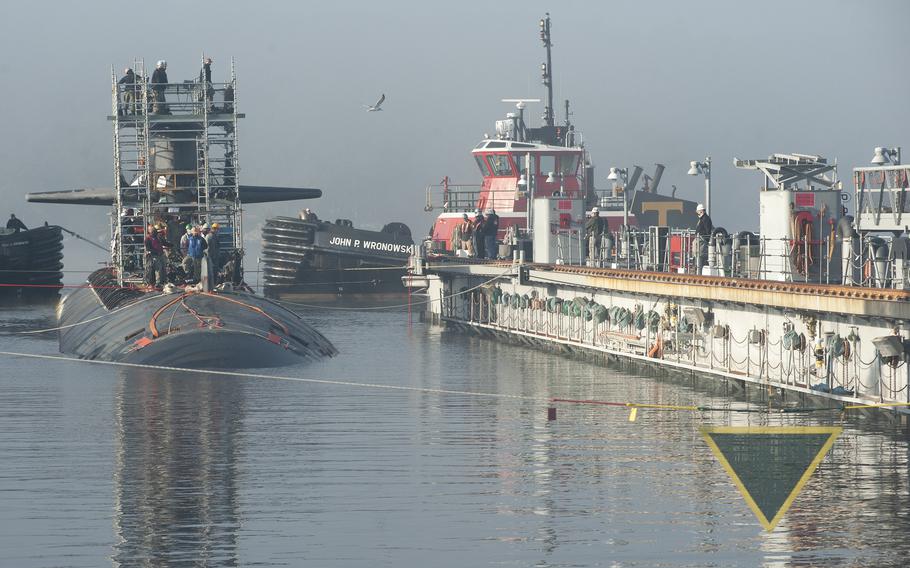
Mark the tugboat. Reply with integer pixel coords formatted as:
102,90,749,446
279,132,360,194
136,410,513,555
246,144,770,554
424,14,699,260
0,218,64,302
261,212,413,300
28,57,336,368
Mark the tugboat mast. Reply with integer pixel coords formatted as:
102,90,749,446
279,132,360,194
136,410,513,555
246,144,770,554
540,13,554,129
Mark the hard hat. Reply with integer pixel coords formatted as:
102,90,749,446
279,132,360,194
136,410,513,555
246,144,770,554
591,207,599,213
157,60,167,68
185,224,192,231
211,222,220,229
696,203,706,211
202,223,210,229
124,67,132,74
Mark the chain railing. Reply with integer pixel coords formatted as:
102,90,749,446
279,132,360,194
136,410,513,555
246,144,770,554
452,284,907,405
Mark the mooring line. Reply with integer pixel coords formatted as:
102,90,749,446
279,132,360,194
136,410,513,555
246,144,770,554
0,349,900,416
274,266,515,311
0,293,166,335
0,350,538,401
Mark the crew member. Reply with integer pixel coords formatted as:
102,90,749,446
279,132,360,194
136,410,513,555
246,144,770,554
484,208,500,260
695,203,713,272
186,225,208,283
117,68,137,115
206,223,221,282
180,224,193,278
585,207,606,266
7,214,28,233
459,213,474,256
472,210,486,259
223,83,234,114
144,225,171,287
151,60,168,114
199,57,214,109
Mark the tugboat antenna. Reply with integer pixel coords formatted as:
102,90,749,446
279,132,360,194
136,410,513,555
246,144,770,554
501,99,540,142
540,13,554,128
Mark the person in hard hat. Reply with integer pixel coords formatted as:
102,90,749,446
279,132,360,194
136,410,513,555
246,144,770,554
179,224,194,278
695,203,713,272
117,68,137,116
7,213,28,233
151,60,169,114
472,210,486,259
144,225,171,288
484,208,500,259
222,82,234,114
199,57,214,110
586,207,606,266
206,223,222,283
185,225,208,283
459,213,474,256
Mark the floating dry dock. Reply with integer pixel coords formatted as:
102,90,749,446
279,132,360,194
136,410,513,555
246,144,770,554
413,258,910,413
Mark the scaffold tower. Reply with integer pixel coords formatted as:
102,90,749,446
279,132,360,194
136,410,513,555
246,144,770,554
110,56,242,287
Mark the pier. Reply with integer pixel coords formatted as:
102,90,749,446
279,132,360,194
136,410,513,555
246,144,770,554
413,258,910,416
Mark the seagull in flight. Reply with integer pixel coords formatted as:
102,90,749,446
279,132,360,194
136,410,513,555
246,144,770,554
364,93,385,112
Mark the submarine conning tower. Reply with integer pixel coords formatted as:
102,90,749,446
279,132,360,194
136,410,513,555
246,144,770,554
111,57,242,288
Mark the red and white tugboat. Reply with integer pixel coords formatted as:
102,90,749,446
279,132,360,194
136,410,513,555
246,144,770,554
424,14,699,258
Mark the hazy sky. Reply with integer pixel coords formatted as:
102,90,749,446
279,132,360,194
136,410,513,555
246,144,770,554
2,0,908,271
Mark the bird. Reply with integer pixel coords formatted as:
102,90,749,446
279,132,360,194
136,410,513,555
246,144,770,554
363,93,385,112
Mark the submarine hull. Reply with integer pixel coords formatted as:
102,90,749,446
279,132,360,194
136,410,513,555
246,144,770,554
59,268,337,369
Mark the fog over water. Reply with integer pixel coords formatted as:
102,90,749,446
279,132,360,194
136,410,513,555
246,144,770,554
1,0,908,271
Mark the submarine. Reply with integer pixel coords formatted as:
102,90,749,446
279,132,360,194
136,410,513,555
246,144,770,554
36,57,337,368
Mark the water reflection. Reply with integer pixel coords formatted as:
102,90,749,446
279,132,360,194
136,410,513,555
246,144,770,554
111,369,243,567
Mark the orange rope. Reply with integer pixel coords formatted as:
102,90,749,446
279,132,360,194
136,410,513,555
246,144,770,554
149,294,189,338
200,292,290,335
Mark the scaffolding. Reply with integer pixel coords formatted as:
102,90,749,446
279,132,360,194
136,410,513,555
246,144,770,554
110,56,242,287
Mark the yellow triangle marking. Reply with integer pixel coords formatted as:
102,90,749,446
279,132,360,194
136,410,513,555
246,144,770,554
699,426,842,531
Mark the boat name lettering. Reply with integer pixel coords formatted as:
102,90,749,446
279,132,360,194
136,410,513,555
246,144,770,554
328,236,414,254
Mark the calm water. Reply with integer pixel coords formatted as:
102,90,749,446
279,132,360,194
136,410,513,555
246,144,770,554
1,301,908,567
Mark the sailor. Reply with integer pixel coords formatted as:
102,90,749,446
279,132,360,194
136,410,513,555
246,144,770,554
144,225,171,288
150,60,168,114
199,57,214,109
695,203,713,272
180,224,193,278
222,83,234,114
206,223,222,282
186,226,208,283
472,210,486,259
6,214,28,233
117,68,137,115
459,213,474,256
586,207,606,266
484,208,500,259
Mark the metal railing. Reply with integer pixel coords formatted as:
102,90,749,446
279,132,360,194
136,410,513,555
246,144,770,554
449,289,909,405
424,183,484,212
